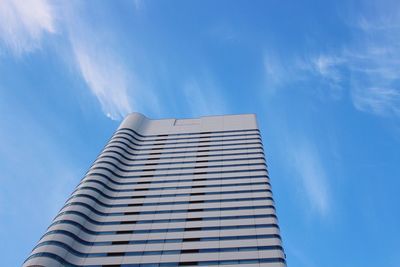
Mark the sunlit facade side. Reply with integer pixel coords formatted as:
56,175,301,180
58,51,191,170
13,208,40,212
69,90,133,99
24,112,286,267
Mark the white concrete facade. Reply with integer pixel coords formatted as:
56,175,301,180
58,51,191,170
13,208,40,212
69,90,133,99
24,113,286,267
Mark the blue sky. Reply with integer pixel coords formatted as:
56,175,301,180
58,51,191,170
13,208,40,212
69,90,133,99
0,0,399,266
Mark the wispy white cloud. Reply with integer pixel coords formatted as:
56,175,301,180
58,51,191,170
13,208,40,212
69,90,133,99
352,87,400,116
62,2,137,120
70,38,133,120
291,140,331,216
311,54,344,83
309,12,400,116
65,2,166,120
0,0,56,55
0,0,141,120
262,2,400,118
263,50,346,98
264,19,400,118
347,14,400,116
0,0,229,121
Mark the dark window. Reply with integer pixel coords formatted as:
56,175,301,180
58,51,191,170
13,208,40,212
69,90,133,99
186,218,202,221
179,262,197,266
107,252,125,257
120,221,136,225
182,249,199,254
115,230,133,234
185,227,201,231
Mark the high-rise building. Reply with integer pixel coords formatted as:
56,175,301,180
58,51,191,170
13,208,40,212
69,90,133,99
24,113,286,267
